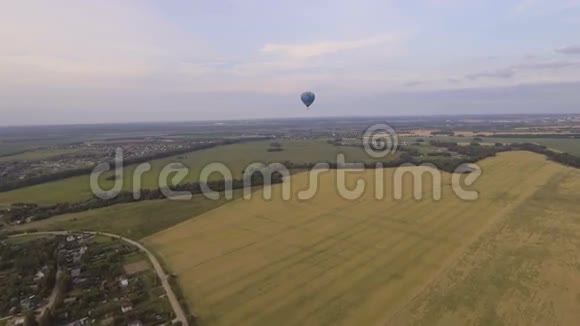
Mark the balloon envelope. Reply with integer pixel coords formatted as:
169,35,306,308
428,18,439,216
301,91,316,108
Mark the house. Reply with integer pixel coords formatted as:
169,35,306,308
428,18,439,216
121,303,133,313
34,270,46,281
71,268,81,278
64,297,77,304
20,297,33,310
73,277,87,285
66,317,89,326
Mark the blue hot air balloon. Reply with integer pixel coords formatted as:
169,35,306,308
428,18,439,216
301,91,316,108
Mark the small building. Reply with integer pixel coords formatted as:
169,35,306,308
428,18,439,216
71,268,81,278
34,270,46,281
121,303,133,313
66,317,89,326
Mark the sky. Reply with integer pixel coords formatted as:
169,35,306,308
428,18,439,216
1,0,580,125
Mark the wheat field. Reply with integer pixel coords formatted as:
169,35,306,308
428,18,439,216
146,152,580,325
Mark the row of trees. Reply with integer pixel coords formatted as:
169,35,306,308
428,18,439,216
267,142,284,152
3,169,285,224
429,140,580,168
484,133,580,139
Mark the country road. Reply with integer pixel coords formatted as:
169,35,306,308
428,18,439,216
11,231,189,326
37,267,62,319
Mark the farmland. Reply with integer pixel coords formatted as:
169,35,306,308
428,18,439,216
10,191,241,239
145,151,579,325
390,159,580,325
0,140,392,206
0,149,81,162
403,135,580,156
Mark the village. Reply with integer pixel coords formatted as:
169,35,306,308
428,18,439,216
0,233,174,326
0,138,220,187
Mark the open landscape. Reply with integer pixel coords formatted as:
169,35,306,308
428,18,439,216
2,116,580,325
3,2,580,324
144,151,580,325
0,140,394,206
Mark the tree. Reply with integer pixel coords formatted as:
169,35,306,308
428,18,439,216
38,309,54,326
57,272,72,293
24,311,38,326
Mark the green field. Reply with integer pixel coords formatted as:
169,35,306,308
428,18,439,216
10,191,242,240
0,148,81,162
145,151,580,325
0,135,85,156
0,140,395,205
486,137,580,155
404,135,580,155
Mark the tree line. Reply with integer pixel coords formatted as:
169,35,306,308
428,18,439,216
429,140,580,168
482,133,580,139
2,169,285,225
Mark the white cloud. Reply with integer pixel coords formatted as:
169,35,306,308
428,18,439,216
0,1,214,88
556,45,580,55
260,35,398,59
466,68,515,80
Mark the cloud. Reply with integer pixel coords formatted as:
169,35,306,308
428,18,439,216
466,68,515,80
556,45,580,55
260,35,397,59
403,81,424,87
463,61,580,83
0,1,215,88
2,1,580,124
514,61,580,69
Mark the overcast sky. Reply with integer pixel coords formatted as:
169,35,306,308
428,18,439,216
2,0,580,125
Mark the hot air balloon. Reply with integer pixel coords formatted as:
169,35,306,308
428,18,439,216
301,91,316,109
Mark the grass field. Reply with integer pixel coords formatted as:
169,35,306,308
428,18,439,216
0,140,395,205
486,137,580,155
0,148,81,162
404,136,580,155
144,152,579,326
10,191,241,239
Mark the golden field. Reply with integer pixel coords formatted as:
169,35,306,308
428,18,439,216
145,152,580,326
